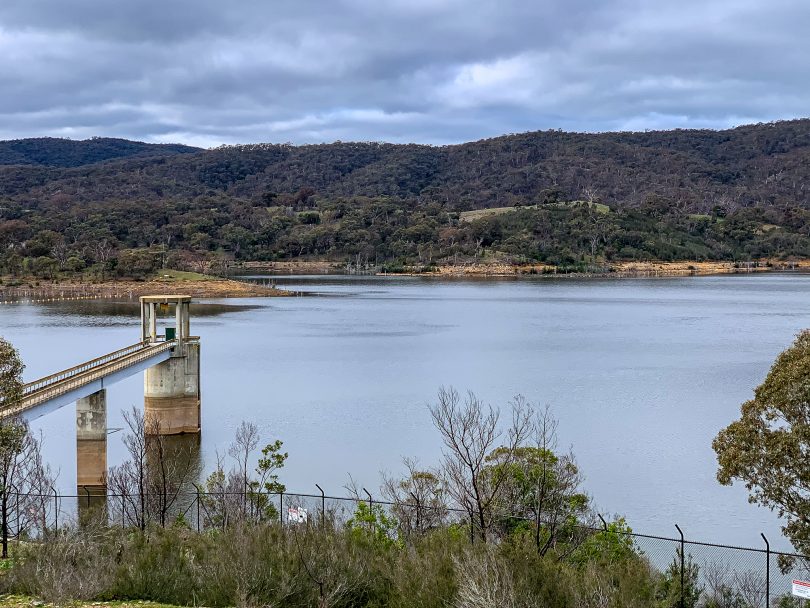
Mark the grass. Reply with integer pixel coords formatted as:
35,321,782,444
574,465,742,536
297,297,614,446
459,206,536,222
0,596,182,608
151,269,218,282
459,201,610,223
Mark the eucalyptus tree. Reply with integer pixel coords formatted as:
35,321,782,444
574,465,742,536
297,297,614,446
714,330,810,555
0,338,54,557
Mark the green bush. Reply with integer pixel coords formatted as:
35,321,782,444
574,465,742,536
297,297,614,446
2,521,665,608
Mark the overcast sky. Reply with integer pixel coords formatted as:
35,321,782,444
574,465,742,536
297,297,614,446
0,0,808,147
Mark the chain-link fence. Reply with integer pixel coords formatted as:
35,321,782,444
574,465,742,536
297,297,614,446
6,487,809,608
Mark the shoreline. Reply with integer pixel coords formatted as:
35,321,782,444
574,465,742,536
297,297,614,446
393,260,810,278
0,276,292,303
235,258,810,278
2,258,808,303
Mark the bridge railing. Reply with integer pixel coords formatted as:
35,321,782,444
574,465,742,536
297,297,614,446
22,341,157,396
0,339,183,416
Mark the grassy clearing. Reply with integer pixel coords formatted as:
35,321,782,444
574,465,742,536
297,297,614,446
151,269,218,282
459,205,536,222
459,201,610,223
549,200,611,214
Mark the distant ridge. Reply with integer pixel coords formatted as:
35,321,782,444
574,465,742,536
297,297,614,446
2,119,810,210
0,137,201,168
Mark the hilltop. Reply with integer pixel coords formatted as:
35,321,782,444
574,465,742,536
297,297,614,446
2,120,810,209
0,137,200,169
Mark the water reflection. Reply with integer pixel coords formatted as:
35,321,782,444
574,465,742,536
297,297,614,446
77,433,203,526
38,300,262,318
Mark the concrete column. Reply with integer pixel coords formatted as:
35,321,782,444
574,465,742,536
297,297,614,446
144,342,201,434
175,302,182,340
141,303,147,342
183,302,190,337
76,389,107,493
149,303,157,342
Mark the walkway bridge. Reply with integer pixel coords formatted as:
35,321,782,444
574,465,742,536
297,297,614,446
0,295,202,494
3,339,182,420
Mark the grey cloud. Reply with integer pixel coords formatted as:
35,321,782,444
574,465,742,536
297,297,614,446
0,0,808,146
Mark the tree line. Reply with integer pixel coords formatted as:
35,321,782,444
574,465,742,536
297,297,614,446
4,196,810,280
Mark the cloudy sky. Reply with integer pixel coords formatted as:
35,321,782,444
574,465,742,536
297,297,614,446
0,0,807,147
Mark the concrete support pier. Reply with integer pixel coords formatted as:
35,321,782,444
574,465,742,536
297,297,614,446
76,389,107,492
140,295,200,435
144,342,201,434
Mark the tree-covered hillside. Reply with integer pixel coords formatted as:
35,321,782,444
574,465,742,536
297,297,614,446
3,121,810,278
3,120,810,210
0,137,200,168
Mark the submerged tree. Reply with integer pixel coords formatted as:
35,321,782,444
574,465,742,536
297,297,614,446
714,330,810,555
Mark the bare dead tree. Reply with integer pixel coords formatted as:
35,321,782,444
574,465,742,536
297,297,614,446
198,452,244,529
517,403,587,555
199,422,286,527
0,418,55,557
108,407,196,530
228,421,260,515
429,387,531,542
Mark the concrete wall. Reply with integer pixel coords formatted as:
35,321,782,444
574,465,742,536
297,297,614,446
76,389,106,491
144,342,200,434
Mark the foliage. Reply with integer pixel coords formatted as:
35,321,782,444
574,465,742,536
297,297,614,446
656,549,703,608
0,338,23,410
714,330,810,555
346,500,401,549
1,522,663,608
200,424,287,527
571,518,637,564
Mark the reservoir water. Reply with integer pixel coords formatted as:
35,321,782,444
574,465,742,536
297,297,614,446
1,273,807,550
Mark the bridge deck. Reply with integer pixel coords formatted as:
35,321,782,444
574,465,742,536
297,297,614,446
0,340,182,418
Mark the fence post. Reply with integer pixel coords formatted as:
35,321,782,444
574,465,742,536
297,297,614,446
315,484,325,528
675,524,685,608
363,488,374,534
598,513,608,533
409,491,421,535
469,512,474,545
196,488,201,533
121,489,126,529
51,486,58,532
13,489,19,539
279,491,283,525
761,533,770,608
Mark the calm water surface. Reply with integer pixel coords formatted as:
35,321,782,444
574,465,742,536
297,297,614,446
1,274,807,549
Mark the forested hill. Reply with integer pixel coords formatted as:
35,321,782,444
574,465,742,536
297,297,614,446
2,120,810,209
0,137,200,168
6,120,810,277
